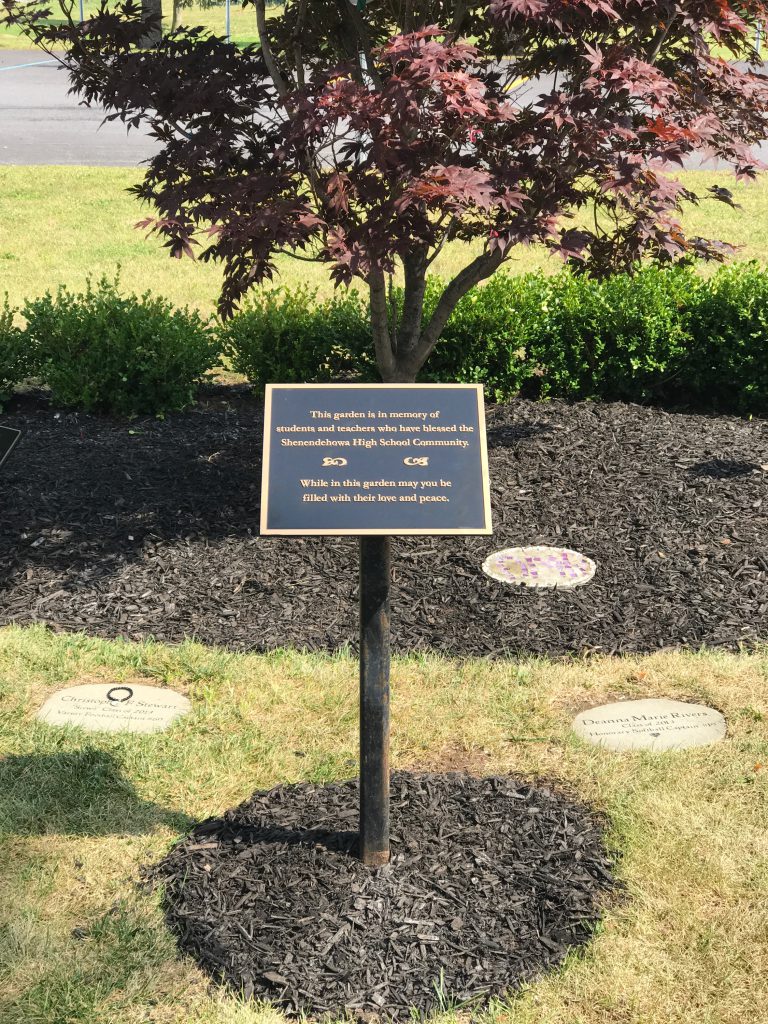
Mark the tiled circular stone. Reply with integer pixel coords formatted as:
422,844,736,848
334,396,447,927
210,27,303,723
36,682,191,734
482,545,596,589
573,698,726,752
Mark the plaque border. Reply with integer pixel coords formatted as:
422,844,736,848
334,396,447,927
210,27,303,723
0,426,21,470
260,383,493,536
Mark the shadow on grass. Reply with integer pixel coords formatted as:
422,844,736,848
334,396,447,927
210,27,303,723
0,747,194,837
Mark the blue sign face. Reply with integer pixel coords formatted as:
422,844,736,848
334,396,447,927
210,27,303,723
0,425,20,469
260,384,492,536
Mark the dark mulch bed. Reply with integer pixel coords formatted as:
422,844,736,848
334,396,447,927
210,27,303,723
149,772,615,1018
1,389,766,656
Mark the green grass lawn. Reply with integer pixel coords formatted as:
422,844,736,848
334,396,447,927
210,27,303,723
2,4,758,54
1,625,767,1023
1,167,767,317
0,0,279,50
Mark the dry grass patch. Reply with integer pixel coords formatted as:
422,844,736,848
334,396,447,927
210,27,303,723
0,625,766,1024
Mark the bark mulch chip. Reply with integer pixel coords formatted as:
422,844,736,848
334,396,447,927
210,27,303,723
149,772,615,1019
1,390,767,656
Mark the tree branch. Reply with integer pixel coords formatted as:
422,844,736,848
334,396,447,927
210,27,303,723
338,0,383,91
387,272,398,347
448,0,468,42
404,249,505,378
369,267,397,381
402,0,414,34
397,248,428,355
293,0,307,88
425,215,457,268
648,14,677,64
256,0,289,99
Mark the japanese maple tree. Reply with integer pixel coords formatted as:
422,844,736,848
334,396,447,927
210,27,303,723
7,0,768,383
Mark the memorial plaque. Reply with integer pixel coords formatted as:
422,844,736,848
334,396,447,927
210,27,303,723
0,425,21,468
261,384,492,535
36,682,191,733
573,697,726,752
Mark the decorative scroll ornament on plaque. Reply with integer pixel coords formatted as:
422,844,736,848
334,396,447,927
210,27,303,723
482,545,596,589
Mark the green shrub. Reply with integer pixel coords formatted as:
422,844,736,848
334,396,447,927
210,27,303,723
0,295,30,406
23,277,217,416
420,272,551,398
422,266,703,404
687,262,768,414
222,262,768,417
589,266,701,403
220,285,374,389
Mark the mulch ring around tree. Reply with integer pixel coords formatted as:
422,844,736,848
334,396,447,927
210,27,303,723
148,772,616,1019
1,388,767,656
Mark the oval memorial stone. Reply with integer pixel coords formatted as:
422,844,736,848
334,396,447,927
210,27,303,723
482,545,596,589
572,697,726,752
36,682,191,734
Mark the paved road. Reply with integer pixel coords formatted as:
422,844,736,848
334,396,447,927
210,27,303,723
1,47,767,167
0,50,159,165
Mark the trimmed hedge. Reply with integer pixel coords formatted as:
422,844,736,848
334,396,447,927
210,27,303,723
22,277,217,416
223,263,768,416
2,263,768,416
219,284,375,388
421,265,703,406
0,295,28,407
686,263,768,414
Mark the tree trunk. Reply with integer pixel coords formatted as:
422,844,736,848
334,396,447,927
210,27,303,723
171,0,179,33
369,269,401,382
361,252,505,866
140,0,163,46
370,250,505,384
359,264,418,867
369,268,422,384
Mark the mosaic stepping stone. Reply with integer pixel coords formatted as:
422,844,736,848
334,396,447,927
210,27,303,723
482,545,596,589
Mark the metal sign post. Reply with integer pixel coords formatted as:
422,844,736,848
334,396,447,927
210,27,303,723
261,384,492,866
359,535,391,865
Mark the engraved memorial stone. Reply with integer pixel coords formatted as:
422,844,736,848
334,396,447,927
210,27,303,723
573,697,726,752
36,682,191,734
